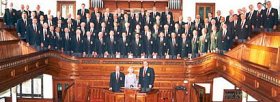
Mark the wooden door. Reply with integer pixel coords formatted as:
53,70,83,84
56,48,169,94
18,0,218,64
195,3,215,19
57,1,76,19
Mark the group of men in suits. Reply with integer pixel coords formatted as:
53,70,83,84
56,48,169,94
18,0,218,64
6,1,279,58
109,61,155,92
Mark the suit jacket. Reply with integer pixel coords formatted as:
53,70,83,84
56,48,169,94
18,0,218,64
71,35,84,53
237,20,251,39
62,33,72,51
77,9,90,19
178,38,191,58
95,38,106,55
83,36,95,54
26,24,42,46
217,30,231,51
17,18,32,39
143,37,156,56
4,8,17,25
155,37,167,56
117,38,130,56
263,8,278,28
167,38,179,56
109,72,125,92
130,38,144,57
34,11,44,19
138,67,155,88
255,10,265,28
105,37,117,55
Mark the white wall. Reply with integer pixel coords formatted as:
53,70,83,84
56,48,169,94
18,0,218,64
182,0,280,21
43,74,53,99
196,83,211,94
212,77,235,101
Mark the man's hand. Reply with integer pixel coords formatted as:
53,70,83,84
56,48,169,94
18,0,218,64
149,85,152,88
26,43,30,46
17,33,21,37
40,43,44,48
109,87,112,90
138,84,141,88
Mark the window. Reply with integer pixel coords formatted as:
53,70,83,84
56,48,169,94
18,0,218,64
16,75,44,98
195,3,215,19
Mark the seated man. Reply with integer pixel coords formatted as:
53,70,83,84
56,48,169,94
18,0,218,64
138,61,155,92
109,65,125,92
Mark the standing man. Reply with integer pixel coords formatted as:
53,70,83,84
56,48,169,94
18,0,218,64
4,2,17,28
77,3,90,20
109,65,125,92
17,12,31,41
263,1,278,32
138,61,155,92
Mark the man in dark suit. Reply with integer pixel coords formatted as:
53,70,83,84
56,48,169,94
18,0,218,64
116,32,130,58
62,28,72,55
109,65,125,92
167,32,179,59
95,32,106,58
77,3,90,20
218,24,231,54
254,2,265,32
154,32,167,58
53,11,64,26
236,14,251,43
130,33,144,58
26,18,42,51
138,61,155,92
25,5,32,18
263,1,278,32
40,23,50,51
246,4,257,34
178,33,191,59
71,29,84,57
150,7,161,19
105,31,117,58
17,4,26,20
142,32,155,58
83,31,95,57
17,12,31,40
34,5,44,19
4,2,17,27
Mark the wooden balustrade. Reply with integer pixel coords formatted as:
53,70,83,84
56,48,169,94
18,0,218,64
0,40,22,59
0,29,18,41
0,51,280,102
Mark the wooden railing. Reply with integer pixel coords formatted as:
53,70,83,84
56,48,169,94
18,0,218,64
0,40,36,60
0,29,18,41
4,97,53,102
0,40,22,59
226,43,280,71
0,51,280,102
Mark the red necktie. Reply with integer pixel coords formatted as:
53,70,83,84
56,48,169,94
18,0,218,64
143,69,146,77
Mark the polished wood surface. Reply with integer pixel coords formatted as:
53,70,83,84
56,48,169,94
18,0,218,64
0,40,36,59
103,89,159,102
1,50,279,102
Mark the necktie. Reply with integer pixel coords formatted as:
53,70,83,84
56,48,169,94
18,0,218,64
24,20,27,26
34,26,37,32
267,9,270,15
116,72,119,82
143,69,146,77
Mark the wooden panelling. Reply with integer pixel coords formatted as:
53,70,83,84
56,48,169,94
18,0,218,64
130,1,142,8
0,40,22,59
104,1,116,9
117,1,129,9
142,1,155,8
154,2,168,11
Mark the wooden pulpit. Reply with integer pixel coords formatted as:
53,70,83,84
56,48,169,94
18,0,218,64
104,88,159,102
123,88,139,102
